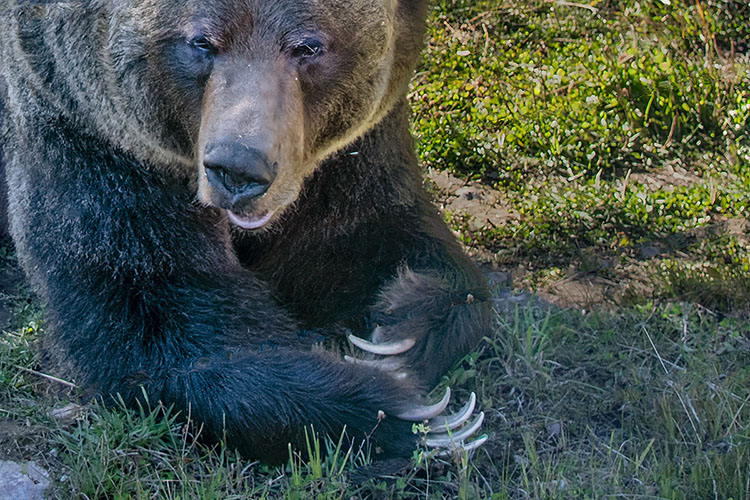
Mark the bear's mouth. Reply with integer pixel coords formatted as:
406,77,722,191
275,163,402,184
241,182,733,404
227,210,274,230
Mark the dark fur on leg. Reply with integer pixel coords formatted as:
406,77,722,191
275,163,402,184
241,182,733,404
10,118,424,464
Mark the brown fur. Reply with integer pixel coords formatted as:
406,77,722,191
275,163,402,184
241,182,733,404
0,0,494,462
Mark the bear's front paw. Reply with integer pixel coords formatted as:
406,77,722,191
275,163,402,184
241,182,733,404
344,339,488,455
389,387,488,455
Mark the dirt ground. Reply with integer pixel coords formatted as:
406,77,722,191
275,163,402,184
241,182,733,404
426,168,750,312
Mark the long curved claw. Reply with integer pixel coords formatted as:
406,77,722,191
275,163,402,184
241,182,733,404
428,392,476,432
437,434,489,457
396,387,451,421
425,411,485,447
461,434,488,452
348,334,416,355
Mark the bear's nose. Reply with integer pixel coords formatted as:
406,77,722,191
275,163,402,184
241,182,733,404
203,142,277,200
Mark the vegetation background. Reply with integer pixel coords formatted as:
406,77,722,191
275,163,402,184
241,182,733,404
1,0,749,498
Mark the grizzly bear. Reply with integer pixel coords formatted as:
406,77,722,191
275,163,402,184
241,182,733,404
0,0,493,462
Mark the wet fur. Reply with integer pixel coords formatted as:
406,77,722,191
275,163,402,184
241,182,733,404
0,1,494,462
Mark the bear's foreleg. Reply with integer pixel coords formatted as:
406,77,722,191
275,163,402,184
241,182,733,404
6,121,478,462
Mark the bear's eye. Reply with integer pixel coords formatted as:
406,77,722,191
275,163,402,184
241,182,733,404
290,40,325,63
189,36,217,56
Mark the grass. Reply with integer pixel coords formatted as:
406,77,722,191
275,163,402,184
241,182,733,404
1,0,750,498
414,0,750,313
412,0,749,261
3,287,749,498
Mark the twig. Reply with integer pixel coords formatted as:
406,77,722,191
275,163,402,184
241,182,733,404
589,428,643,469
661,113,678,150
621,168,631,198
546,0,599,14
14,365,79,389
615,342,685,371
727,393,750,436
669,380,703,443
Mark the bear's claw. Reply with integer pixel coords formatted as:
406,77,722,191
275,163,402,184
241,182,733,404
395,387,451,420
425,411,485,447
428,392,476,431
438,434,489,456
397,389,488,454
348,333,415,355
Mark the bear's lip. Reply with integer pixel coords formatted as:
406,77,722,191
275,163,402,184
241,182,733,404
227,210,274,230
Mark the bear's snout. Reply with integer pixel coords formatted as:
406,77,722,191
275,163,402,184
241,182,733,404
203,142,277,203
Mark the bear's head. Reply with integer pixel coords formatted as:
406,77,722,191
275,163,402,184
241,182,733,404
104,0,428,229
